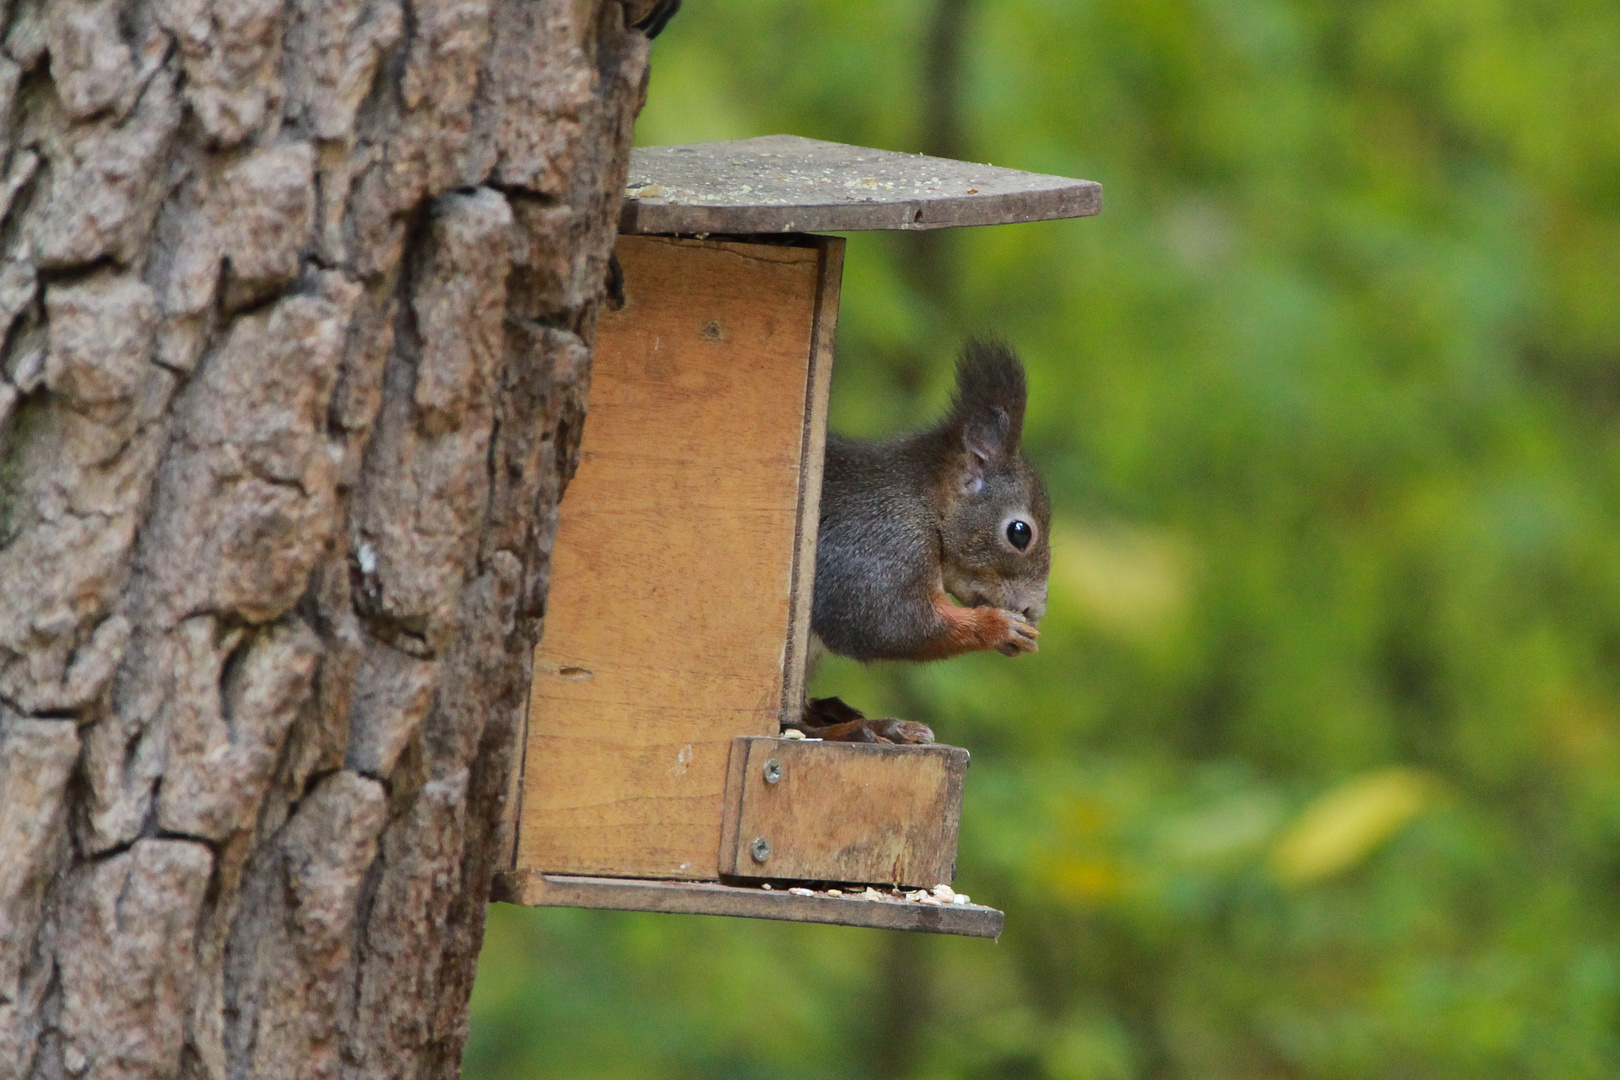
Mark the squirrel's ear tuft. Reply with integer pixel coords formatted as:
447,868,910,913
950,339,1025,492
952,338,1027,442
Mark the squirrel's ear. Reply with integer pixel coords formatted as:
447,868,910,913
958,406,1011,494
949,338,1027,494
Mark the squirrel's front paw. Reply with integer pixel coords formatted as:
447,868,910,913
993,610,1039,656
867,718,936,745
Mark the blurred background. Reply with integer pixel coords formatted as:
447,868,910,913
466,1,1620,1076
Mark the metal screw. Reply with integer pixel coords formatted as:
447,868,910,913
750,836,772,863
762,758,783,785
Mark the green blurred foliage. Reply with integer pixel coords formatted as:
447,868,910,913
466,0,1620,1076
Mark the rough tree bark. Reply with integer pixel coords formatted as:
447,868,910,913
0,0,658,1075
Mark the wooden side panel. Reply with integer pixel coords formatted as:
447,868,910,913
719,737,968,888
518,235,836,879
779,239,841,722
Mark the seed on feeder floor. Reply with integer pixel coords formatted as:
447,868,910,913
788,887,814,896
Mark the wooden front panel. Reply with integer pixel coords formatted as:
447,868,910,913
517,234,841,879
718,737,968,888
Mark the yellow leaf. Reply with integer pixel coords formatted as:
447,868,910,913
1269,768,1436,886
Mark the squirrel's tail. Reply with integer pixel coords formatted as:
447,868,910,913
950,338,1027,447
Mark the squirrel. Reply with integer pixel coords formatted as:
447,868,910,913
791,339,1051,744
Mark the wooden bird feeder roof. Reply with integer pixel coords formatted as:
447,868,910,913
620,135,1103,235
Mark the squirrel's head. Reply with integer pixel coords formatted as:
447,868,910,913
933,340,1051,625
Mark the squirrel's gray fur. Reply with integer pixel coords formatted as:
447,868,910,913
811,339,1051,663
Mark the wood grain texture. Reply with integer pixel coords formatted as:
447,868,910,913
492,872,1004,939
718,737,969,888
519,235,838,879
620,135,1104,234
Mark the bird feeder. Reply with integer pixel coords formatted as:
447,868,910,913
493,136,1100,937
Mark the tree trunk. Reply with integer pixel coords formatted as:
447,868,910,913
0,0,653,1075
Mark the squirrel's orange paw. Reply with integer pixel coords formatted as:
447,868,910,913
993,610,1039,657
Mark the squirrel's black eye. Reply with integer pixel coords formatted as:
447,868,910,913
1006,519,1033,551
